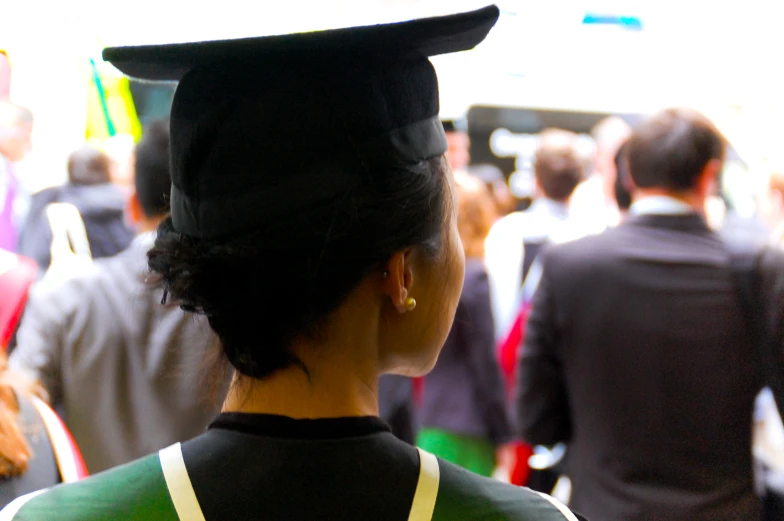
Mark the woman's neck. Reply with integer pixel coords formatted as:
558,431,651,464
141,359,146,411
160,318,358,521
222,359,380,419
222,285,386,419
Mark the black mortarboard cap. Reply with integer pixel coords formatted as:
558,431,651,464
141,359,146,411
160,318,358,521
103,5,499,239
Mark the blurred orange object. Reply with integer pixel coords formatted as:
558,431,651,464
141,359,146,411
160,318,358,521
0,249,37,351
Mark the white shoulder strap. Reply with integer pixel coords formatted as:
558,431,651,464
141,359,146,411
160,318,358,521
0,490,47,521
45,202,92,262
29,396,82,483
159,443,206,521
535,491,580,521
408,448,440,521
520,257,544,304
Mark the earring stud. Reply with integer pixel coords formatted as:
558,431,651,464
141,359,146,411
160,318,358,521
382,270,389,279
404,297,417,311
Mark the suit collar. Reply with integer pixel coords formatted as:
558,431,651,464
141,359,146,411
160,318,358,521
624,212,711,232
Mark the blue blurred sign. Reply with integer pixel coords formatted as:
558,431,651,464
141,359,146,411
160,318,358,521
582,13,643,30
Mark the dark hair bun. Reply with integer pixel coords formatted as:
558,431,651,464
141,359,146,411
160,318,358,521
148,156,448,379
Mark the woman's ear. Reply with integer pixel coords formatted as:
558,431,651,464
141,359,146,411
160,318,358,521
382,249,415,313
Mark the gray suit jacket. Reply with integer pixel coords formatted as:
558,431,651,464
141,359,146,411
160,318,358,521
517,213,784,521
10,233,226,473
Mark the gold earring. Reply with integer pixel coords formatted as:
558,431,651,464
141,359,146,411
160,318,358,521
382,271,389,279
404,297,417,311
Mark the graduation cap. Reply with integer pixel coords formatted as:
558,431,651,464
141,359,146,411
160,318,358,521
103,5,500,239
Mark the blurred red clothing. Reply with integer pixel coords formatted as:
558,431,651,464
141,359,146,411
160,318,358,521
0,249,36,350
498,303,534,486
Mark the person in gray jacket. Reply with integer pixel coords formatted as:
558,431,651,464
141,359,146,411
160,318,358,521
10,120,225,473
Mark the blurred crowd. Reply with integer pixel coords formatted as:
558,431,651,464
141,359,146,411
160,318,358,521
3,54,784,521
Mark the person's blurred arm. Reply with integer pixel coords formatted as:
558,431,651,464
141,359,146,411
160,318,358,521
515,254,571,445
8,283,68,406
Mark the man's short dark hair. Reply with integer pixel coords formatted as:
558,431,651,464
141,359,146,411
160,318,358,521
67,146,112,186
627,108,725,191
534,128,583,201
135,119,171,218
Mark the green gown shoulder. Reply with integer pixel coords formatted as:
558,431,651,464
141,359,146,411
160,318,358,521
5,454,178,521
434,459,579,521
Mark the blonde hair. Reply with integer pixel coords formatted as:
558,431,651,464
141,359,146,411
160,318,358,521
0,351,43,478
455,172,497,259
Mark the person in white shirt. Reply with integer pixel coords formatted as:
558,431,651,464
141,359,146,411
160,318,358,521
485,128,584,340
569,116,631,234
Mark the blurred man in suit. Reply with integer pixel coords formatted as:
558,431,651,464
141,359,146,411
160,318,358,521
517,108,784,521
10,120,226,473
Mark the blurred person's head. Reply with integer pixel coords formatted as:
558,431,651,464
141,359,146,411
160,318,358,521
442,119,470,172
613,141,633,212
455,172,496,258
591,116,631,198
627,108,724,208
0,101,33,162
100,134,136,189
67,146,113,186
468,163,516,216
127,120,171,233
534,128,583,202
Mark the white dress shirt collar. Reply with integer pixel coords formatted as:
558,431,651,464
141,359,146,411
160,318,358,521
629,195,695,216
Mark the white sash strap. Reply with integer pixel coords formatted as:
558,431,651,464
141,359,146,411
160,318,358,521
408,448,440,521
159,444,206,521
30,396,81,483
0,490,46,521
158,444,441,521
535,491,580,521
